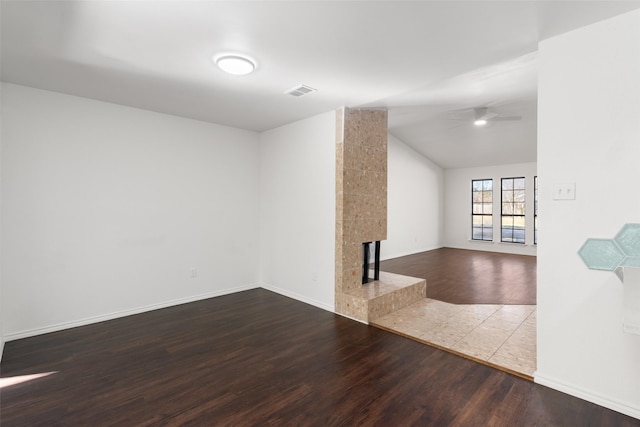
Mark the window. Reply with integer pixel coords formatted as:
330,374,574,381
472,179,493,241
501,177,525,244
534,176,538,245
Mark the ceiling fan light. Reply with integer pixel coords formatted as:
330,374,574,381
215,54,256,76
474,119,487,126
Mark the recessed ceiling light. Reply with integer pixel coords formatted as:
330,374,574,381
214,54,256,76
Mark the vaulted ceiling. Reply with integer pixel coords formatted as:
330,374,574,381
2,1,639,168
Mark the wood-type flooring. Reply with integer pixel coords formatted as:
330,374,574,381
2,289,636,426
379,247,536,305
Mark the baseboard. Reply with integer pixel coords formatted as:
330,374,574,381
380,245,443,261
445,242,536,257
259,283,334,313
264,284,370,325
535,372,640,420
3,284,261,342
334,311,369,325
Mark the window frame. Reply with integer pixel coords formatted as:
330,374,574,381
500,177,526,244
471,178,493,242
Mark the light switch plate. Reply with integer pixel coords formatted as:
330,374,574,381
553,182,576,200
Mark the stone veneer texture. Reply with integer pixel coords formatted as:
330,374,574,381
335,107,388,296
335,272,426,323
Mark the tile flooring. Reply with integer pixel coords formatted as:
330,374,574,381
372,299,536,378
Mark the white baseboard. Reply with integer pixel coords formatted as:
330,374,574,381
258,283,374,325
446,242,536,256
3,284,261,342
535,372,640,420
334,311,369,325
380,245,443,261
259,283,334,313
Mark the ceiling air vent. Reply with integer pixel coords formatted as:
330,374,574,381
284,84,317,97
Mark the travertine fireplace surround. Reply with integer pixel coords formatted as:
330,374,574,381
335,107,426,322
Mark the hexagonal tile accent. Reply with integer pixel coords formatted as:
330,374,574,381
580,224,640,336
621,256,640,267
578,238,625,271
614,223,640,257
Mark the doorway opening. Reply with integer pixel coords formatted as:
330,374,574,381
371,248,536,379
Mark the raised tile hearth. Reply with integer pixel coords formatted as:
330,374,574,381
335,271,426,323
372,298,537,378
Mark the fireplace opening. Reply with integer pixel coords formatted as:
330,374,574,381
362,241,381,284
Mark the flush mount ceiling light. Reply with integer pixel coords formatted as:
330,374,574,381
214,54,256,76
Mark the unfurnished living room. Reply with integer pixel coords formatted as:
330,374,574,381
1,1,640,425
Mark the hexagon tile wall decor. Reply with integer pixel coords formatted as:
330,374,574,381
615,223,640,266
579,223,640,272
578,238,626,271
578,223,640,335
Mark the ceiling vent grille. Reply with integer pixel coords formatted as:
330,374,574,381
284,84,317,97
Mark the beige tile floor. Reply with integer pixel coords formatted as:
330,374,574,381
372,299,536,378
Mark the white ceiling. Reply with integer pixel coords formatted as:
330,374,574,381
2,1,639,169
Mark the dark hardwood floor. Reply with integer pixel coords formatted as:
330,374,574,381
2,289,636,426
379,247,536,305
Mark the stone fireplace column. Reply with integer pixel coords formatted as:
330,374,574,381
335,107,387,319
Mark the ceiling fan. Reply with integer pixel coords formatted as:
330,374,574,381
472,107,521,126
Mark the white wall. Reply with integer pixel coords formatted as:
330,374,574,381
1,83,261,340
444,162,537,256
537,9,640,419
0,82,3,360
383,133,443,260
259,111,336,311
